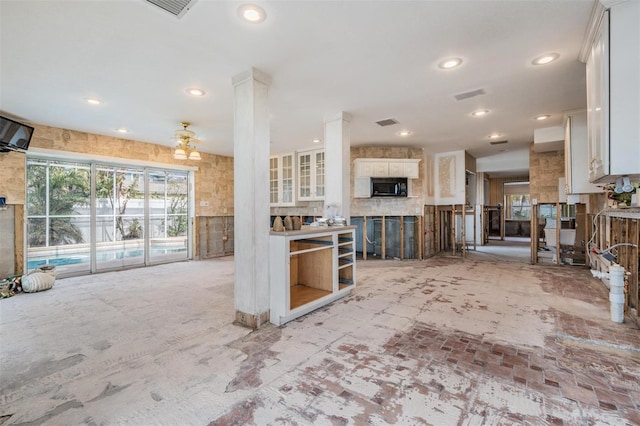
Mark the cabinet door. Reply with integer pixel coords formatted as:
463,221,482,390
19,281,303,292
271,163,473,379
298,152,312,200
281,153,295,205
372,161,389,177
404,162,419,178
354,177,371,198
587,11,609,182
269,156,280,205
355,161,374,177
314,150,325,199
388,162,404,177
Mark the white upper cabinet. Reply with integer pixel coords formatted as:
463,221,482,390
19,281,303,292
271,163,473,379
564,110,601,194
270,153,296,206
586,2,640,182
354,158,421,178
298,148,324,201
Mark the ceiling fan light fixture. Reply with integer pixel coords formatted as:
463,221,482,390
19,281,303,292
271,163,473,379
173,122,201,160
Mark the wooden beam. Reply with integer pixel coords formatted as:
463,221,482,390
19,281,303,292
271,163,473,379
400,216,405,260
381,216,386,260
363,215,367,261
462,203,467,258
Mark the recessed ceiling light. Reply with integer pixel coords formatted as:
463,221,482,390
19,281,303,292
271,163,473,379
238,4,266,23
396,130,413,137
186,88,206,97
488,133,502,139
471,109,490,117
535,114,551,121
438,57,463,69
532,53,559,65
116,128,128,134
86,98,102,105
312,138,321,143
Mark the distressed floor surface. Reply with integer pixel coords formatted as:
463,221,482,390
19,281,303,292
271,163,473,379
1,256,639,425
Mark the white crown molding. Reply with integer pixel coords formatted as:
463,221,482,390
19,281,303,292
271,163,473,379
580,0,629,62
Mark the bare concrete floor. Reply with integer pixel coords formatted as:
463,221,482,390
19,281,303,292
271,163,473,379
1,256,639,425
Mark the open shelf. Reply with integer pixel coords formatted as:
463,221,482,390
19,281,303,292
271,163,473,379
290,285,331,309
270,226,357,325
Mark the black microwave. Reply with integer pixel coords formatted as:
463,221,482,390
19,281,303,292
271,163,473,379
371,177,408,197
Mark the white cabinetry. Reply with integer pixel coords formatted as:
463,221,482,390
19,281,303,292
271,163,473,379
355,160,388,177
587,1,640,182
269,153,295,206
269,226,356,325
354,158,421,178
354,177,371,198
564,110,601,194
298,149,325,201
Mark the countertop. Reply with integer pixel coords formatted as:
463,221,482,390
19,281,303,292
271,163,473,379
270,225,356,237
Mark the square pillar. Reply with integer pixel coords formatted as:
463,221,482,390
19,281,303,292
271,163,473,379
232,68,271,328
323,112,352,221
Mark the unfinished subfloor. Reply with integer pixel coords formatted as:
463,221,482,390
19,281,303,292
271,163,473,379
1,256,639,425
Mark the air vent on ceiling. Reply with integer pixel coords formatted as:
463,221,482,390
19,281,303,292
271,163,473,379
489,140,509,145
375,118,399,127
145,0,198,18
454,88,486,101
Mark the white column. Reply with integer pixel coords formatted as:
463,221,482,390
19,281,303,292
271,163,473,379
232,68,271,329
323,112,352,222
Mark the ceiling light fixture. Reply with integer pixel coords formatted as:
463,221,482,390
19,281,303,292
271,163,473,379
173,122,201,161
396,130,413,137
471,109,490,117
488,133,501,139
238,4,266,23
86,98,102,105
532,53,559,65
186,88,206,97
312,138,321,143
438,57,463,69
116,128,128,134
535,114,551,121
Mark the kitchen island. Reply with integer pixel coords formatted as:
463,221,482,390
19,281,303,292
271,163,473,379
269,225,356,325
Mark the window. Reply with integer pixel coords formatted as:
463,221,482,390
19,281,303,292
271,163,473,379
26,158,192,276
503,182,530,220
507,194,531,220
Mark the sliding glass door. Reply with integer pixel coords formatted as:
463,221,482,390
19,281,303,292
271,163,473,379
26,158,192,277
26,159,92,275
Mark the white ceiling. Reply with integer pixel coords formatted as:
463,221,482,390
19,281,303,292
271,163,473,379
0,0,594,175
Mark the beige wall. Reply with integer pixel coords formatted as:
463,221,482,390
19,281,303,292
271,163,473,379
350,146,424,216
528,143,564,203
0,151,26,205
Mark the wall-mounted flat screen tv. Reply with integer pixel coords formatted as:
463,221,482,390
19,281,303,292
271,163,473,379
0,114,34,153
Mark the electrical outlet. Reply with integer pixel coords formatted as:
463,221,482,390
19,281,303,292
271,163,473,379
222,235,228,241
200,200,209,207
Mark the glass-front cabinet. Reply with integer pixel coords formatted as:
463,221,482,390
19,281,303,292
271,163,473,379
269,153,295,206
297,148,324,201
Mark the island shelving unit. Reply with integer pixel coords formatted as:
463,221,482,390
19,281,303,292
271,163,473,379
269,225,356,325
